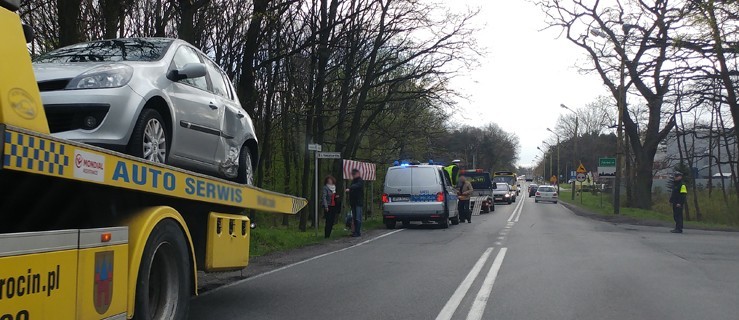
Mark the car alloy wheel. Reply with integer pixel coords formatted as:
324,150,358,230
143,118,167,163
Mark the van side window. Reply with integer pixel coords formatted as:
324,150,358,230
441,169,452,187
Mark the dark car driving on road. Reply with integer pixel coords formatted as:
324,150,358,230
528,184,539,197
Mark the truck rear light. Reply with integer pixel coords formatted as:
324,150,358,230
382,193,389,203
436,192,445,202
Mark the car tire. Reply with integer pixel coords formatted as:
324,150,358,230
236,145,254,185
491,203,495,212
482,204,489,213
451,216,460,225
439,217,449,229
128,109,168,164
535,200,539,203
385,220,396,229
554,201,558,204
133,219,190,320
507,199,512,205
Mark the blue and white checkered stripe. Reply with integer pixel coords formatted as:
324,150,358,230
3,131,69,175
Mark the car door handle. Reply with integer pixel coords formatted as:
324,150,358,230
208,103,218,110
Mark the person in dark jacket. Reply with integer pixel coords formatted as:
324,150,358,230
345,169,364,237
669,172,688,233
321,175,340,238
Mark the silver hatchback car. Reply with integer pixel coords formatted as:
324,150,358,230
33,38,257,184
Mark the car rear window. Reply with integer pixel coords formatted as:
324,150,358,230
538,186,555,192
412,167,439,186
35,38,174,63
385,168,412,187
465,172,492,189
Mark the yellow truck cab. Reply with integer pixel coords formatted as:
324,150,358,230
0,4,306,319
493,171,519,196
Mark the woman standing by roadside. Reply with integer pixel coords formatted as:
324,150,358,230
322,175,340,238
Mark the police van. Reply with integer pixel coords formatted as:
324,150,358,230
381,163,460,229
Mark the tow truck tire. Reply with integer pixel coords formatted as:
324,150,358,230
134,219,191,320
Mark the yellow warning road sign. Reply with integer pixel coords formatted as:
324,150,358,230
576,163,587,173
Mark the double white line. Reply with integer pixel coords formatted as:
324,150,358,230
435,247,508,320
507,197,525,222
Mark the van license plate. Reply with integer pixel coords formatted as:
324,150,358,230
392,197,410,202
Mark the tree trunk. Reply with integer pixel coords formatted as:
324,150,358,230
58,0,82,46
237,0,271,116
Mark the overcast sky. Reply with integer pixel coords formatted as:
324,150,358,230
444,0,606,167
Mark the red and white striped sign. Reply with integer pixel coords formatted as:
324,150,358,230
343,160,376,181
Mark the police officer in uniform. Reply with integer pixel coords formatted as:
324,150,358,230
669,172,688,233
444,160,461,185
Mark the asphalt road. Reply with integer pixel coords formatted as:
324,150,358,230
190,191,739,320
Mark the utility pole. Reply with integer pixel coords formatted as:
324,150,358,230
561,104,579,200
547,128,561,193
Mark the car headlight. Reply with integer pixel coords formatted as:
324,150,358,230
504,194,510,197
66,64,133,89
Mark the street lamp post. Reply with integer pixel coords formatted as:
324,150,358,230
536,147,552,180
560,104,579,200
538,144,553,184
546,128,561,193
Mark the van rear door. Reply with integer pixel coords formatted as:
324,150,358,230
409,167,443,200
384,167,412,202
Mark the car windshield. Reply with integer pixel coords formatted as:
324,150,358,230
494,184,509,191
35,38,174,63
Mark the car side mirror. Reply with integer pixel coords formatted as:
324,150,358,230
491,182,497,189
167,63,207,81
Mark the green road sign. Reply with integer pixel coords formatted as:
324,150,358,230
599,157,616,167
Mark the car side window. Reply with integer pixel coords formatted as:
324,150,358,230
205,60,229,99
171,46,208,91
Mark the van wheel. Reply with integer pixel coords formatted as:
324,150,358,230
402,221,411,228
385,221,396,229
439,217,449,229
451,216,460,225
134,219,190,320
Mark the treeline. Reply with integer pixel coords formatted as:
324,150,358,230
18,0,522,229
535,0,738,214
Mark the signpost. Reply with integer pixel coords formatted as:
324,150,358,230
598,157,616,178
317,152,341,159
308,143,324,237
576,163,587,204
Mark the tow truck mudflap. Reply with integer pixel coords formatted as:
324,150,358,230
0,228,128,320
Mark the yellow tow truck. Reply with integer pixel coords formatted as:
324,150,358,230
0,3,306,319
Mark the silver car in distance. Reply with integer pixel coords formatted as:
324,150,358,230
33,38,257,184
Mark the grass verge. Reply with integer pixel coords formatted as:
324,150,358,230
250,212,385,257
559,189,736,230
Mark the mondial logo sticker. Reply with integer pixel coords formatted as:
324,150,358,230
74,149,105,182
